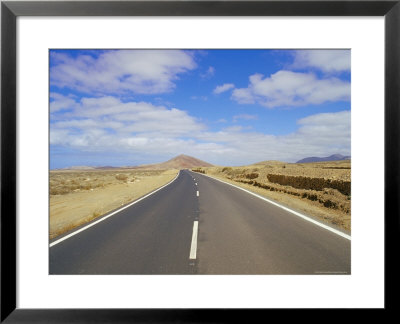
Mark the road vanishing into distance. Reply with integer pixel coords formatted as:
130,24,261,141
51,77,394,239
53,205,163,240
50,170,351,274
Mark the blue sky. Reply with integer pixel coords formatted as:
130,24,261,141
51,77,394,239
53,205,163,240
50,49,350,169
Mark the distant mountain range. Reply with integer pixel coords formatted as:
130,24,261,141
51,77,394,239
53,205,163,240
61,166,96,170
59,154,213,170
296,154,351,163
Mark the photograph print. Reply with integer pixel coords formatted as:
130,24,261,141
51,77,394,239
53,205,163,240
49,49,351,275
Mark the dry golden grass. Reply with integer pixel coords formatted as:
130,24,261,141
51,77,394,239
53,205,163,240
193,160,351,231
49,169,178,239
49,169,155,196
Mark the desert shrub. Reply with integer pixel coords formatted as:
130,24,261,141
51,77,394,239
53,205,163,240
307,194,318,201
192,168,205,174
222,167,232,173
115,174,128,181
324,200,337,209
228,168,245,177
50,187,70,195
245,173,259,179
92,209,102,219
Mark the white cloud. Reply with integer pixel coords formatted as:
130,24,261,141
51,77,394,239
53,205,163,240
51,93,350,165
292,50,350,72
50,50,196,95
213,83,235,94
231,70,350,108
50,93,78,112
195,110,350,164
201,66,215,78
50,96,206,153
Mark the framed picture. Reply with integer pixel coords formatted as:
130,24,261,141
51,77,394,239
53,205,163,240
1,0,398,321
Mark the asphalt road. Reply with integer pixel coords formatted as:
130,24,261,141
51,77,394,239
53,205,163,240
49,169,351,274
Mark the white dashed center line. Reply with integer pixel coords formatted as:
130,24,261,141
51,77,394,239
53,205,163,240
189,221,199,259
196,191,199,197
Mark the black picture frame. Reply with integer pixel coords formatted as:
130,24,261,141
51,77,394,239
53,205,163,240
1,0,399,322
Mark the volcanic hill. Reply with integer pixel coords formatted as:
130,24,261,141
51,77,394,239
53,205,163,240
135,154,213,169
296,154,351,164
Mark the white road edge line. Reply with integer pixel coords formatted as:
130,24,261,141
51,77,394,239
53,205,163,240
193,171,351,241
50,170,181,248
189,221,199,259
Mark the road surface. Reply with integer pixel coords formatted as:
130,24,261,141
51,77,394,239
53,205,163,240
49,170,350,274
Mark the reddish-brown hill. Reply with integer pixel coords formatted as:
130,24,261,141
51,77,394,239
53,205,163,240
135,154,213,169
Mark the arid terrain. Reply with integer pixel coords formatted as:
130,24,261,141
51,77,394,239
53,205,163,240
50,155,351,239
49,154,213,239
50,169,178,238
192,159,351,231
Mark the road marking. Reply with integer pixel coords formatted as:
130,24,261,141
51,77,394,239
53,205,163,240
193,171,351,241
50,170,181,248
195,183,197,186
189,221,199,259
196,191,199,197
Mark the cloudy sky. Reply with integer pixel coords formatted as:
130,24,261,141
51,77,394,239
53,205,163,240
50,49,350,169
